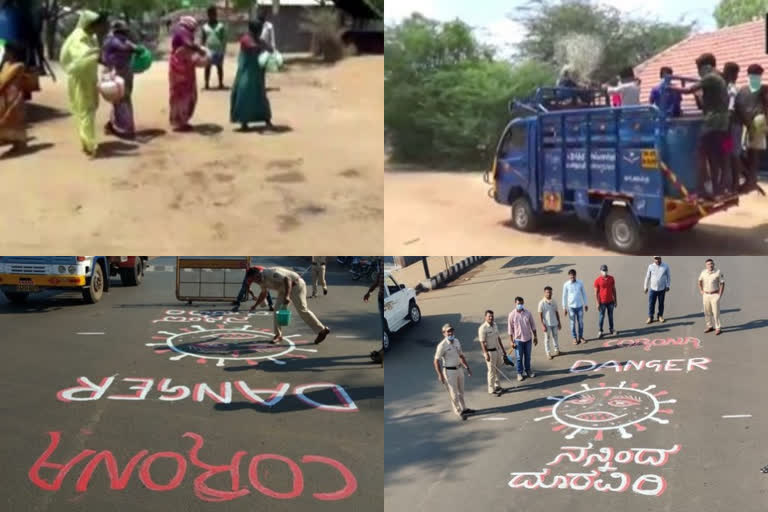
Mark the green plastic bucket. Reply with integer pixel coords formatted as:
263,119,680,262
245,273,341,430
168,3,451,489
276,308,291,326
131,45,153,74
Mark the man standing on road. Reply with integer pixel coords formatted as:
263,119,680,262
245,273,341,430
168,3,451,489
434,323,474,420
478,310,505,395
248,266,330,344
699,258,725,335
310,256,328,298
538,286,561,359
594,264,618,338
563,269,588,345
364,257,385,364
644,256,670,324
232,265,273,313
508,297,538,382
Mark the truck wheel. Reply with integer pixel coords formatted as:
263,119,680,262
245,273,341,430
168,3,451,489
511,197,537,232
605,208,644,253
408,301,421,325
383,325,391,352
4,292,28,304
83,264,105,304
120,258,144,286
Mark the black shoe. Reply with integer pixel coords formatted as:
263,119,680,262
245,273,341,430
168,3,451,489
370,350,382,364
314,327,330,344
324,288,328,296
231,305,240,312
463,408,476,414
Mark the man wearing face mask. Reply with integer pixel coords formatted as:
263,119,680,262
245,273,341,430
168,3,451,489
735,64,766,194
594,264,618,338
671,53,730,198
644,256,670,324
508,297,538,382
477,310,505,396
434,323,474,420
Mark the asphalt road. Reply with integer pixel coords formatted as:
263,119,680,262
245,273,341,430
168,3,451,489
0,257,383,512
384,256,768,511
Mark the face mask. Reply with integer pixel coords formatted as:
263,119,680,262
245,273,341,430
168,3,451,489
447,335,455,341
662,75,671,85
516,304,524,311
601,271,608,276
749,75,762,92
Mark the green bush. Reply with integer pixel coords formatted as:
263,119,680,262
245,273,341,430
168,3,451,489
385,16,555,168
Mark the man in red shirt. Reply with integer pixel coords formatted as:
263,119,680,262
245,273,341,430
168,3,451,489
594,264,618,338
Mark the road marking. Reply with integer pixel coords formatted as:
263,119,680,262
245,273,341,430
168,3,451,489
481,417,508,421
722,414,752,418
336,335,359,339
77,332,104,335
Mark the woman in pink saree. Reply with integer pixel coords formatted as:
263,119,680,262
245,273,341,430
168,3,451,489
169,16,206,131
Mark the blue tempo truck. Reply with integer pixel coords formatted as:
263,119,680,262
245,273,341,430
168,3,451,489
484,87,743,252
0,256,147,304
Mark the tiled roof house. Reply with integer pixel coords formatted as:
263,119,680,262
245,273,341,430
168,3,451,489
634,19,768,111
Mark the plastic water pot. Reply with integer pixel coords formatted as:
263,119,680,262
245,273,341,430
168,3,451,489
131,45,153,74
276,308,291,327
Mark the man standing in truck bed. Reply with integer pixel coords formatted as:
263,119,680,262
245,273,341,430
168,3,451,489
671,53,730,198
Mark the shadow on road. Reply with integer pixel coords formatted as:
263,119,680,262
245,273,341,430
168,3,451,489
224,354,378,373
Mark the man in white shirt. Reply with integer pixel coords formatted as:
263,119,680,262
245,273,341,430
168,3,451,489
562,269,588,345
258,10,277,51
478,310,505,396
434,323,474,420
644,256,671,324
698,258,725,335
605,67,641,106
537,286,561,359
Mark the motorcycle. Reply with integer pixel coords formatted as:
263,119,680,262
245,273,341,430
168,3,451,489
351,258,376,282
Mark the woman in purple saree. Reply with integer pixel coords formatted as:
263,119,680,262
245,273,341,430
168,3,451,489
101,21,138,139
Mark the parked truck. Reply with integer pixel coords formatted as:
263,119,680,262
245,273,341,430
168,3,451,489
0,257,148,304
485,87,747,252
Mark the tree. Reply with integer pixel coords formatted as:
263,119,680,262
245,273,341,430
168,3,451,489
385,15,555,167
714,0,768,27
515,0,694,83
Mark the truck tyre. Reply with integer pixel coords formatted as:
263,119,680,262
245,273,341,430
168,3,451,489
83,264,105,304
4,292,28,304
408,301,422,325
511,197,537,232
605,208,644,253
120,258,144,286
383,323,391,352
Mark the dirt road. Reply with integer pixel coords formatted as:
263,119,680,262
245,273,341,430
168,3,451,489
385,170,768,255
0,47,382,254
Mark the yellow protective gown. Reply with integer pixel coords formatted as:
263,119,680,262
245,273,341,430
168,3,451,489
59,10,100,155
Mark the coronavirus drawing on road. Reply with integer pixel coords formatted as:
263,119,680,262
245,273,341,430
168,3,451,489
535,381,676,440
147,325,317,367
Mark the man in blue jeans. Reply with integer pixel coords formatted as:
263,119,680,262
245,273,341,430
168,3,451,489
507,296,538,382
562,269,588,345
644,256,671,323
232,266,274,313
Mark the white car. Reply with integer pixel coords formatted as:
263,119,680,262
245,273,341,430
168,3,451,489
382,271,421,351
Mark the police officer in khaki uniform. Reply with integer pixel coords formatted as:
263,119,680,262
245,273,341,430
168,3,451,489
478,310,505,396
310,256,328,298
433,323,475,420
248,266,330,344
698,258,725,335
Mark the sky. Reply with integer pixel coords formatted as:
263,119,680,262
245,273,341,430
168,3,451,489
385,0,720,57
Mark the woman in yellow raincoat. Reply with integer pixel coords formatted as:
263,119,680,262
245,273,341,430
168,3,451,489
59,10,108,157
